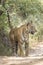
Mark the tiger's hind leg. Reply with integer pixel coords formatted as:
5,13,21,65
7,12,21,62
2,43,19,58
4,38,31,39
12,44,16,56
15,41,18,56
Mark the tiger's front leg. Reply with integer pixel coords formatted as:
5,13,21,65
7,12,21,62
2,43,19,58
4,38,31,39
25,41,29,56
18,41,25,57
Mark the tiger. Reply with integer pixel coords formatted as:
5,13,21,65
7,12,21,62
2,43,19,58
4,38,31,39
9,21,37,56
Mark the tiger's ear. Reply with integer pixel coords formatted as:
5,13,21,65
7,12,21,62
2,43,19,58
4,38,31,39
27,22,30,26
30,21,33,24
27,21,32,26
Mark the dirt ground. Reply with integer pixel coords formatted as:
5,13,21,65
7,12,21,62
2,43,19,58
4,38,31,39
0,56,43,65
0,42,43,65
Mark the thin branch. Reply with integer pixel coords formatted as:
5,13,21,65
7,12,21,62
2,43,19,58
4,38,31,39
1,0,13,29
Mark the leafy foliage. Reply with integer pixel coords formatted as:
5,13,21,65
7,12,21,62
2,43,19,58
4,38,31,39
0,0,43,55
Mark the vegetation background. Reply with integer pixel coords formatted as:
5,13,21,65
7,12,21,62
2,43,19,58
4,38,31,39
0,0,43,56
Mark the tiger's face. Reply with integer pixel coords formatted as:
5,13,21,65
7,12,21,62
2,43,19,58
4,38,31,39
27,21,37,35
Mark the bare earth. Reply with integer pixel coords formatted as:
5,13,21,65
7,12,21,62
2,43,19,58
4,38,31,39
0,56,43,65
0,42,43,65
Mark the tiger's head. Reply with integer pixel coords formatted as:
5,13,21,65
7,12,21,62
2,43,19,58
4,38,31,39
26,21,37,35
